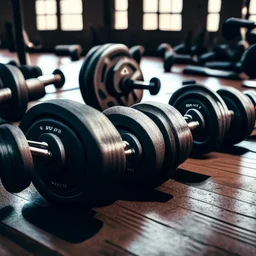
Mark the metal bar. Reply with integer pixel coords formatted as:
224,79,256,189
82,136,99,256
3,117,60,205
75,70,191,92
38,74,61,86
187,121,200,132
28,140,49,150
0,88,12,105
29,146,52,159
11,0,29,65
123,141,135,157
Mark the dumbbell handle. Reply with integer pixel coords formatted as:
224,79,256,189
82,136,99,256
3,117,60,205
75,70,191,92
122,77,161,95
28,140,52,159
37,73,62,87
184,115,200,132
26,70,65,101
0,88,12,105
27,139,135,160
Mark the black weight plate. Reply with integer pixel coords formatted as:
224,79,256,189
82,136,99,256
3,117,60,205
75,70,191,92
19,65,32,79
171,84,231,138
243,90,256,106
81,44,143,111
0,124,33,193
243,90,256,119
129,45,145,64
79,44,103,92
0,64,28,121
79,44,112,108
104,106,165,186
82,43,114,104
241,44,256,78
19,100,126,205
217,87,255,144
30,66,43,78
133,102,192,180
169,85,228,155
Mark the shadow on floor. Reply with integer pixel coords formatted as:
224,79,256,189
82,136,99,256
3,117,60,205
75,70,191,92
174,168,210,184
22,203,103,243
0,206,14,221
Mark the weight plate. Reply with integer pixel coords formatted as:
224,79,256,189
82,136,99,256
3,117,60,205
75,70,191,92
243,90,256,119
241,44,256,78
0,124,33,193
79,44,112,108
0,64,28,121
133,102,192,181
169,85,228,155
19,100,126,205
79,44,103,92
80,44,143,111
217,87,255,144
106,57,143,96
19,65,31,79
129,45,145,64
30,66,43,78
157,43,172,58
104,106,165,186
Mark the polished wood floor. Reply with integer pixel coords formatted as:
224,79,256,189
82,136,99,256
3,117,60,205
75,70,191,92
0,50,256,256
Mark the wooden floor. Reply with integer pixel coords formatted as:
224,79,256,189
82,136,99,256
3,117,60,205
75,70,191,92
0,50,256,256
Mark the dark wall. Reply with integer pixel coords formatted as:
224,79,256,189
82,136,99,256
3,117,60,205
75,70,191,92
0,0,244,52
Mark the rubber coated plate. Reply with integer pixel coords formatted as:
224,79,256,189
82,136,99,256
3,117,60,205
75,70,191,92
19,100,126,205
79,44,113,109
133,102,193,180
80,44,143,111
241,44,256,78
104,106,165,186
243,90,256,119
79,44,103,93
169,85,228,155
0,124,33,193
217,87,255,144
0,64,28,121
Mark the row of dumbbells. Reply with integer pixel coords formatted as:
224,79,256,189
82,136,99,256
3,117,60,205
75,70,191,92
2,40,256,130
158,17,256,79
0,81,255,206
0,44,149,122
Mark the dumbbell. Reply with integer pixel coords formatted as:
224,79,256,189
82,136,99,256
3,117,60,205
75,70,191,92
1,94,239,204
191,30,208,56
222,17,256,41
157,43,196,72
6,60,18,66
198,43,246,65
0,100,167,204
204,44,256,78
0,98,214,204
3,91,254,205
79,44,161,111
169,83,256,147
3,61,42,79
0,64,65,121
55,44,83,61
173,31,193,54
129,45,145,64
8,62,43,79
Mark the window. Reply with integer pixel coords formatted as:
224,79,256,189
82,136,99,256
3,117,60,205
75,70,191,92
207,0,222,32
115,0,128,29
143,0,183,31
60,0,83,30
36,0,83,31
36,0,58,30
249,0,256,22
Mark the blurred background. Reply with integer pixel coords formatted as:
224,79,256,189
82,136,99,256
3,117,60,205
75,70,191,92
0,0,252,53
